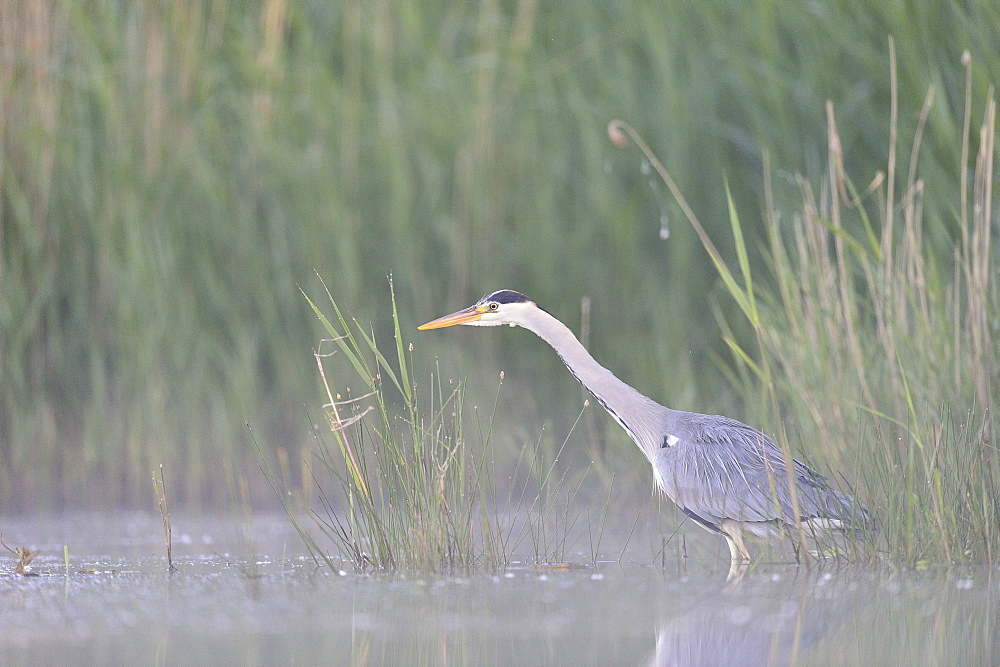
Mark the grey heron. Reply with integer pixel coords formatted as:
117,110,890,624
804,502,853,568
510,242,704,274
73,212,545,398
418,289,868,563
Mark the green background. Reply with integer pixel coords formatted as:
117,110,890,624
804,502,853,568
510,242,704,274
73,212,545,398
1,1,996,509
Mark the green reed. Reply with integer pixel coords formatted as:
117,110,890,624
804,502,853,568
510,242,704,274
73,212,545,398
262,278,590,571
1,2,997,510
614,46,997,564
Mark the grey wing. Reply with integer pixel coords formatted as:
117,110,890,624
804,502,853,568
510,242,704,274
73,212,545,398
653,416,860,528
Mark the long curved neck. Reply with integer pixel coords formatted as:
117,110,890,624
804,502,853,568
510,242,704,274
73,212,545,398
517,306,666,461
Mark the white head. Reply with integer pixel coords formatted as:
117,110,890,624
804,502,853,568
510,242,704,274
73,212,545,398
418,290,539,330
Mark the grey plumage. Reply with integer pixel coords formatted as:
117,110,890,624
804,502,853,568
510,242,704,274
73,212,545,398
419,290,869,563
654,412,861,533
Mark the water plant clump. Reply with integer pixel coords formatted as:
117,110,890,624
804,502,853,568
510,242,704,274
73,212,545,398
264,278,588,573
283,279,484,572
753,54,997,565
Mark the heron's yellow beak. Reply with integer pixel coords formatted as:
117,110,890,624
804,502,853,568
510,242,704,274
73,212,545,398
417,305,484,330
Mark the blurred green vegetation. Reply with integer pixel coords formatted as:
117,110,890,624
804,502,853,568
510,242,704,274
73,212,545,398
0,1,996,510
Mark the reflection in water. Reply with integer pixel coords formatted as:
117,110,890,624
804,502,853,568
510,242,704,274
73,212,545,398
648,570,860,666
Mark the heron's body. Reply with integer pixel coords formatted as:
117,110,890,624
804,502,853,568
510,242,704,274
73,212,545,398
419,290,867,563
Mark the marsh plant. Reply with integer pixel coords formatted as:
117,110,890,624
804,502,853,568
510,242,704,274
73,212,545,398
4,2,997,509
265,278,590,572
612,47,998,565
752,68,997,566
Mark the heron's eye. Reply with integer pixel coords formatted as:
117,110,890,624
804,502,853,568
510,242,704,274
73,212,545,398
488,302,499,311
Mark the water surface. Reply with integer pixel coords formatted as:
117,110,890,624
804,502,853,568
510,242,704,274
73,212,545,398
0,513,995,664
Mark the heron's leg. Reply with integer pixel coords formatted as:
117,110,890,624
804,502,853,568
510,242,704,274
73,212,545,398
725,535,741,561
720,520,751,562
726,558,749,585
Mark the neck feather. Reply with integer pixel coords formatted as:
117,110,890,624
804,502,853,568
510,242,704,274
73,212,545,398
517,307,665,460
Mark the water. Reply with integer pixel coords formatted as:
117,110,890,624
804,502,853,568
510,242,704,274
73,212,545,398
0,513,996,665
